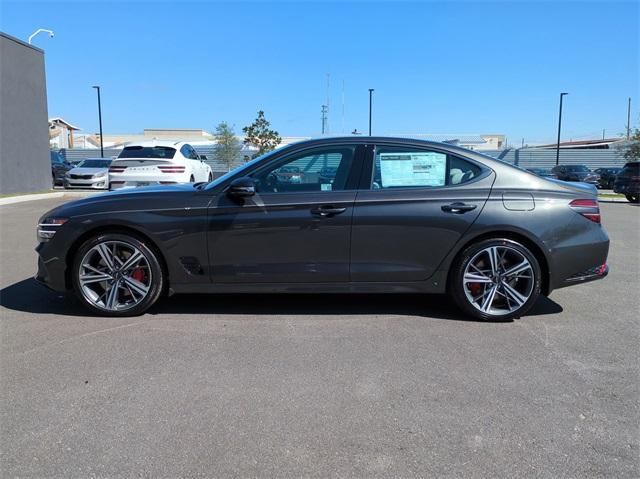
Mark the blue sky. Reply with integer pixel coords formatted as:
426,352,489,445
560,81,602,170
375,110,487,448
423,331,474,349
2,1,638,144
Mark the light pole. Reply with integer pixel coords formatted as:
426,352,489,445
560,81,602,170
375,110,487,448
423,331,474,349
555,92,568,166
368,89,374,136
28,28,54,44
92,86,104,158
627,97,632,140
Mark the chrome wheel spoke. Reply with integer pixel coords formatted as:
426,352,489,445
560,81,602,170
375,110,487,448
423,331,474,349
120,250,144,272
502,282,528,307
80,272,112,285
96,243,116,272
503,259,531,278
487,247,500,276
480,285,498,312
464,272,493,283
122,276,149,297
104,281,120,310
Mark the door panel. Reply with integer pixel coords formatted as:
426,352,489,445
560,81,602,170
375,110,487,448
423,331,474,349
208,191,355,283
350,144,494,282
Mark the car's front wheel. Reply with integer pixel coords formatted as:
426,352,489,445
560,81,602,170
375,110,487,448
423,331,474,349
449,238,542,321
625,194,639,203
72,233,165,316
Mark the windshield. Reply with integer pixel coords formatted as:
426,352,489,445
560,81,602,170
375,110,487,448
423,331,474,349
566,165,589,172
77,159,111,168
118,146,176,159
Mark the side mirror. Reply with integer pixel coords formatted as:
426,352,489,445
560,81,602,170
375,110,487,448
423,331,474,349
227,177,256,198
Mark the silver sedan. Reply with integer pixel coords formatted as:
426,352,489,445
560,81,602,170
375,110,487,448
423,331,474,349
63,158,112,189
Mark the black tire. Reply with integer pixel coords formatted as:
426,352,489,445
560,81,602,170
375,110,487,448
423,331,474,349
625,194,639,203
208,172,213,182
448,238,542,322
189,175,195,183
72,232,165,317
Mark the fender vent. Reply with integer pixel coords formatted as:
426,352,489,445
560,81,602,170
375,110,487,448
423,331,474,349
179,256,204,275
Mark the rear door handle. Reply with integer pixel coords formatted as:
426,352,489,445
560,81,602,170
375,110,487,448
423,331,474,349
441,202,477,214
311,205,347,217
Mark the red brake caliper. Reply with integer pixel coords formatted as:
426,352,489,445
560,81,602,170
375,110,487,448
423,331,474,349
131,268,146,283
468,282,482,296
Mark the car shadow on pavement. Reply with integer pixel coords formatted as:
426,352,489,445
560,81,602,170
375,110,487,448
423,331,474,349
0,277,563,322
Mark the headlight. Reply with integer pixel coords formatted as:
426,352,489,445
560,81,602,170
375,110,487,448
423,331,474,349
93,171,107,178
37,217,68,241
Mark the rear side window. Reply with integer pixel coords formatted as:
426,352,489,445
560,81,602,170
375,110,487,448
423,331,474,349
622,162,639,173
119,146,176,159
371,147,481,189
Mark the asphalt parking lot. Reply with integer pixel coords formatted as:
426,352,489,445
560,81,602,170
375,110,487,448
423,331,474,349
1,197,638,478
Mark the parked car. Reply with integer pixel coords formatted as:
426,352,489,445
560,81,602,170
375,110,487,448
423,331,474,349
613,162,640,203
108,141,212,190
36,137,610,321
50,151,72,187
525,168,555,179
63,158,112,190
551,164,600,185
594,167,622,189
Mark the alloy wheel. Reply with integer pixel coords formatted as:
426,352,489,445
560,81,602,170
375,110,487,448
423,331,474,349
463,245,535,316
78,240,152,312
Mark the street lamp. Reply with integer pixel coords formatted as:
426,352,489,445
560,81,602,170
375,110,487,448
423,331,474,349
368,88,374,136
28,29,54,45
555,92,568,166
92,86,104,158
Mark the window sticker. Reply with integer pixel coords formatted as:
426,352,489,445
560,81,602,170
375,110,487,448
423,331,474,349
378,152,446,187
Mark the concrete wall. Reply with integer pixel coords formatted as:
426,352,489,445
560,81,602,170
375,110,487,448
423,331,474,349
0,32,50,195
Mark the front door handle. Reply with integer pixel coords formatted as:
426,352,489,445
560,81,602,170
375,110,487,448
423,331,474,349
311,205,347,217
441,202,477,214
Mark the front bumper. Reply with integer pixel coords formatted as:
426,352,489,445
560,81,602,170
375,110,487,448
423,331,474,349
64,177,108,189
35,245,68,292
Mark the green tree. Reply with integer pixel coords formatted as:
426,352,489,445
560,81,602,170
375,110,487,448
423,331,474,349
213,121,242,171
242,110,282,158
622,129,640,163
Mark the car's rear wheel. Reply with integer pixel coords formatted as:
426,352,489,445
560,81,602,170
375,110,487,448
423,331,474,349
449,238,541,321
189,175,195,183
208,172,213,182
72,233,165,317
625,194,639,203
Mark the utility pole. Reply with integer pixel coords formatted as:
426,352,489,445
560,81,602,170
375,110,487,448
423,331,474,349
321,105,328,135
602,129,605,140
627,97,632,140
92,86,104,158
521,138,524,148
555,92,568,166
368,88,374,136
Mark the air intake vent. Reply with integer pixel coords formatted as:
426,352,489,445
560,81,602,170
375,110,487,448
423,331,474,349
179,256,204,275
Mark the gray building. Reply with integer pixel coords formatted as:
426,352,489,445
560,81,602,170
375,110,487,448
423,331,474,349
0,32,50,195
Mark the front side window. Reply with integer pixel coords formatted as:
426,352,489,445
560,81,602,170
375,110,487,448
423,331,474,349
251,146,356,193
371,147,481,189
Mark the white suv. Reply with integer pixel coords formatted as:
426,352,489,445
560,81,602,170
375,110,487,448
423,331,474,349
109,141,212,190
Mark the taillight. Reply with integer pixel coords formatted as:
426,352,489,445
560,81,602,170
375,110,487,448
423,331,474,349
158,165,186,174
569,198,601,224
109,165,127,173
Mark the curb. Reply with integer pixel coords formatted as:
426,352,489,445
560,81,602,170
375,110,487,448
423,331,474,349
0,190,96,206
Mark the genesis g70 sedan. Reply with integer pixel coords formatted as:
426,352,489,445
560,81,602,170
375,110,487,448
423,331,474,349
36,137,609,321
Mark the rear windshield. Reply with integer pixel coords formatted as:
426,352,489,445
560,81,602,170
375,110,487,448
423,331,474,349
566,165,589,172
118,146,176,159
77,159,111,168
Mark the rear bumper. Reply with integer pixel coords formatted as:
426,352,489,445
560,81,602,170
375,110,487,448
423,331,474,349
109,173,186,189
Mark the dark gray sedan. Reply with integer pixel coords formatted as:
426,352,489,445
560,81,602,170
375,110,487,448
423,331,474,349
35,137,609,321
